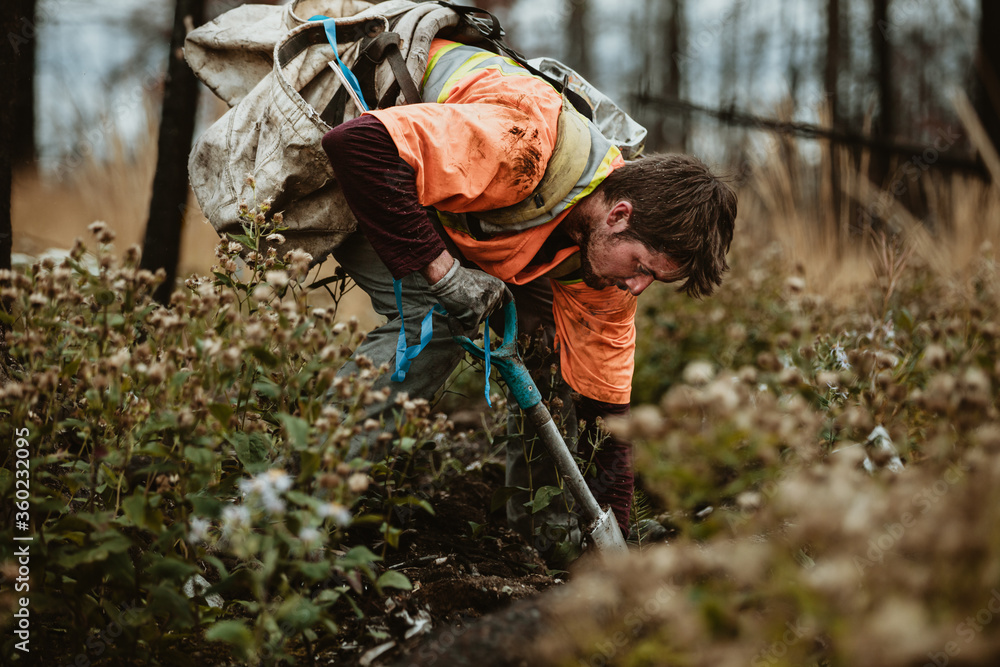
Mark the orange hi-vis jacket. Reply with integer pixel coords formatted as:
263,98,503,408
369,40,637,405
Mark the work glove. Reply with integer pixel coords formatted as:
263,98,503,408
428,259,511,334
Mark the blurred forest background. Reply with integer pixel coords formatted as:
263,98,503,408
0,0,998,298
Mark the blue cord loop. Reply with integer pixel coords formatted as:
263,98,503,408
390,278,492,407
308,15,369,112
390,278,444,382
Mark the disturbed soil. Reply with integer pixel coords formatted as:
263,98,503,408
316,456,561,666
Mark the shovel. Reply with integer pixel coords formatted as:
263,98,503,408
453,300,629,555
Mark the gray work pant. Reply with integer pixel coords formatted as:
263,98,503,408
331,231,579,549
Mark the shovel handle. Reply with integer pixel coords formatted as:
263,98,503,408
451,300,541,409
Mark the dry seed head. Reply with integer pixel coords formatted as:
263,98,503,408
252,283,274,301
347,473,369,493
785,275,806,293
88,221,116,244
629,404,664,439
682,360,715,385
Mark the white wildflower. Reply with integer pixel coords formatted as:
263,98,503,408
107,347,130,370
318,502,353,528
266,233,286,245
267,468,293,493
265,270,289,289
832,343,851,371
298,527,321,546
221,505,251,535
239,469,292,515
189,516,212,543
200,337,222,357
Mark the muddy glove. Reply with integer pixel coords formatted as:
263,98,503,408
428,259,510,334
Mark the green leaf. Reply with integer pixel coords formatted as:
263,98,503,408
252,379,282,400
380,523,402,549
94,289,115,306
248,346,279,367
316,588,345,605
526,485,563,514
376,570,412,592
296,560,333,582
120,492,163,531
190,495,224,518
276,596,321,632
231,431,271,471
298,449,321,481
183,446,215,469
339,545,382,569
146,558,200,581
490,486,520,513
171,371,193,391
386,496,435,516
277,413,310,450
209,402,234,426
205,620,253,656
212,271,234,288
60,533,133,568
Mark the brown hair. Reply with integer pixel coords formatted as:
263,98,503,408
593,153,737,298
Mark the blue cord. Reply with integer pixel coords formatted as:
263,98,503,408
308,15,369,112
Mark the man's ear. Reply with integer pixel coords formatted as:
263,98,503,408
605,200,633,233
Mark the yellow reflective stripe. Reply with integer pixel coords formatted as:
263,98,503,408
432,52,544,103
564,144,621,209
434,51,500,102
422,41,464,89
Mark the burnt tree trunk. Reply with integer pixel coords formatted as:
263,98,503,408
565,0,593,82
824,0,841,223
1,2,22,273
640,0,685,151
140,0,206,304
977,0,1000,161
870,0,894,189
12,0,36,169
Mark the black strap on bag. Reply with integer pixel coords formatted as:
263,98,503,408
436,1,595,121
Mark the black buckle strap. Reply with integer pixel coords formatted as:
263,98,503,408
363,32,422,106
436,1,593,120
435,0,503,40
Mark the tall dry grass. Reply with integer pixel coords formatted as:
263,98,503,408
11,106,218,276
737,95,1000,307
11,108,379,326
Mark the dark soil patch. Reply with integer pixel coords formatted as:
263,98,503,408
313,456,559,666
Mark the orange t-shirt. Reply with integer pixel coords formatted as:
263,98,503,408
368,40,636,404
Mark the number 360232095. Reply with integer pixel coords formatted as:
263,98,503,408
14,427,30,519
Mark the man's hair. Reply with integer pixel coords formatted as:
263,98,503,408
593,153,737,298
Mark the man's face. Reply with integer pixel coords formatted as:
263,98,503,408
578,202,679,295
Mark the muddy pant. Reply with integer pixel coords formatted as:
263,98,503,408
332,231,580,550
